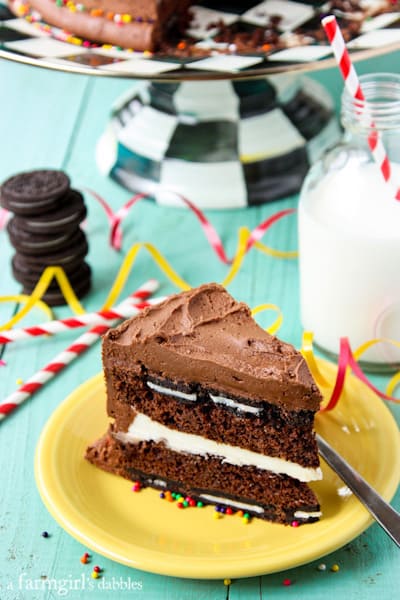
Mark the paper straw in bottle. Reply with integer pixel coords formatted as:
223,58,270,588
322,14,400,201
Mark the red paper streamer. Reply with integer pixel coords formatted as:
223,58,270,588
84,189,295,262
0,208,9,230
319,337,400,412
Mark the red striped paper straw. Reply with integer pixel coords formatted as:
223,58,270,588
0,298,159,345
0,280,161,422
322,15,400,201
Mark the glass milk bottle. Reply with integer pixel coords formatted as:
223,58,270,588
298,73,400,369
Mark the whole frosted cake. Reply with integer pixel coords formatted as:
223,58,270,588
86,283,323,525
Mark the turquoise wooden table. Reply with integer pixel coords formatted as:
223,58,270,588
1,45,400,600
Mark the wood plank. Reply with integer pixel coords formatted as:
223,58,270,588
0,60,88,178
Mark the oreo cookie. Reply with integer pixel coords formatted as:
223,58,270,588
7,218,75,256
2,169,91,306
11,189,87,234
0,170,70,216
13,257,91,285
8,227,89,267
12,231,88,272
28,278,92,307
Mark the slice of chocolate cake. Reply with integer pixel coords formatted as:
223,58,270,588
86,283,323,525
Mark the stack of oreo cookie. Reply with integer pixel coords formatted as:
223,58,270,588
1,169,91,306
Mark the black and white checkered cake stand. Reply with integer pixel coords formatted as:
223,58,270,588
97,76,341,207
2,1,399,207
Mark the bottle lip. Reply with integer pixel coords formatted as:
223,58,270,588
341,73,400,131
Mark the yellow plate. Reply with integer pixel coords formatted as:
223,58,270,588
35,360,400,579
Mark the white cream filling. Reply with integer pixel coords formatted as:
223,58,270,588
26,213,79,229
21,234,70,249
199,493,264,514
116,412,323,483
209,393,262,415
147,381,197,401
294,510,322,519
151,478,167,488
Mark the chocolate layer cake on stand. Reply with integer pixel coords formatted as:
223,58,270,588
87,283,323,525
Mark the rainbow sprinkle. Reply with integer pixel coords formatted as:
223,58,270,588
9,1,154,54
50,0,156,26
80,552,90,564
156,489,253,523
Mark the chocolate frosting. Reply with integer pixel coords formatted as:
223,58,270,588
103,283,322,411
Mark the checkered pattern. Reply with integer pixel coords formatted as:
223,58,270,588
1,1,400,77
96,76,341,208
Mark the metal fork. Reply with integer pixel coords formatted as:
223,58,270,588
316,434,400,548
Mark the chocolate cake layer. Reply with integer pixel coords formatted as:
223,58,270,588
86,433,321,524
109,381,320,468
103,283,322,412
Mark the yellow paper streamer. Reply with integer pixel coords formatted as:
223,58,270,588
251,304,283,335
102,242,191,309
246,226,298,259
103,228,254,309
387,371,400,397
353,337,400,360
0,295,54,324
301,331,331,389
0,266,86,331
254,239,298,259
353,338,400,399
221,228,250,288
